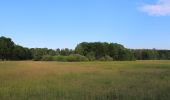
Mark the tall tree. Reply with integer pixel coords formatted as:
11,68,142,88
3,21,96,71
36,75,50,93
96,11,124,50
0,36,14,60
12,45,32,60
75,42,135,61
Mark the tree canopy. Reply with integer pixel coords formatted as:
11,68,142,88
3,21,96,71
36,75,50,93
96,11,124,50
0,36,14,60
75,42,135,61
0,36,170,61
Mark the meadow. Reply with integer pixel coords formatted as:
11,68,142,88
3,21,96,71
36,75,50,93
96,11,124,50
0,61,170,100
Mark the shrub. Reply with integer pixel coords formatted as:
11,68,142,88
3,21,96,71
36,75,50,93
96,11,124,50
98,57,105,61
33,55,42,61
41,55,53,61
86,52,96,61
98,55,113,61
105,55,113,61
53,56,67,62
67,54,89,62
52,54,89,62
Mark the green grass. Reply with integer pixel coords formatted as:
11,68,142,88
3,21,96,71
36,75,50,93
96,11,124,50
0,61,170,100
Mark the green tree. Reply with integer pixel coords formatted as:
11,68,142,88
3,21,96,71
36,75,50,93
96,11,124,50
75,42,134,61
0,36,14,60
12,45,32,60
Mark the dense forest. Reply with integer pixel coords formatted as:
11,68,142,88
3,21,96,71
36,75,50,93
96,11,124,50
0,36,170,61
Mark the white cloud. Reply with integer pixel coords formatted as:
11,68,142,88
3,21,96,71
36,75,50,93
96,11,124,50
140,0,170,16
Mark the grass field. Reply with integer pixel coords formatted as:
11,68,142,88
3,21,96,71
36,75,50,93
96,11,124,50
0,61,170,100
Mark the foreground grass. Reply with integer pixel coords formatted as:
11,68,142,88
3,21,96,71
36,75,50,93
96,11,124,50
0,61,170,100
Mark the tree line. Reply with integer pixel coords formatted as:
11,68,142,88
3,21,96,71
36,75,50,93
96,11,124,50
0,36,170,61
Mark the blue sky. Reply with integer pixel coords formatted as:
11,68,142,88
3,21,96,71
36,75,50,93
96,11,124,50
0,0,170,49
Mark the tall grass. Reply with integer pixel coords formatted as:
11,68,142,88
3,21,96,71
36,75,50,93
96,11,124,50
0,61,170,100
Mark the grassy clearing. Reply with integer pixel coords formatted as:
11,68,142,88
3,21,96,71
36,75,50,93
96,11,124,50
0,61,170,100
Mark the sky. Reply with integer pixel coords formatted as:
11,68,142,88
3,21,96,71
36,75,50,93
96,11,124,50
0,0,170,49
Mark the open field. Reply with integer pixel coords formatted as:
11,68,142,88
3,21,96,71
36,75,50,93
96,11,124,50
0,61,170,100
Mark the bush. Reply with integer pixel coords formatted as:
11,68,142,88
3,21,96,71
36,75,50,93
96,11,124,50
52,54,89,62
86,52,96,61
105,55,113,61
98,57,105,61
67,54,89,62
53,56,67,62
98,55,113,61
33,54,89,62
33,55,42,61
41,55,53,61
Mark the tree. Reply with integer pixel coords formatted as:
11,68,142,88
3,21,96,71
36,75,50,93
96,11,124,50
75,42,134,61
12,45,32,60
133,49,159,60
108,43,124,60
60,48,74,56
0,36,15,60
1,36,170,61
